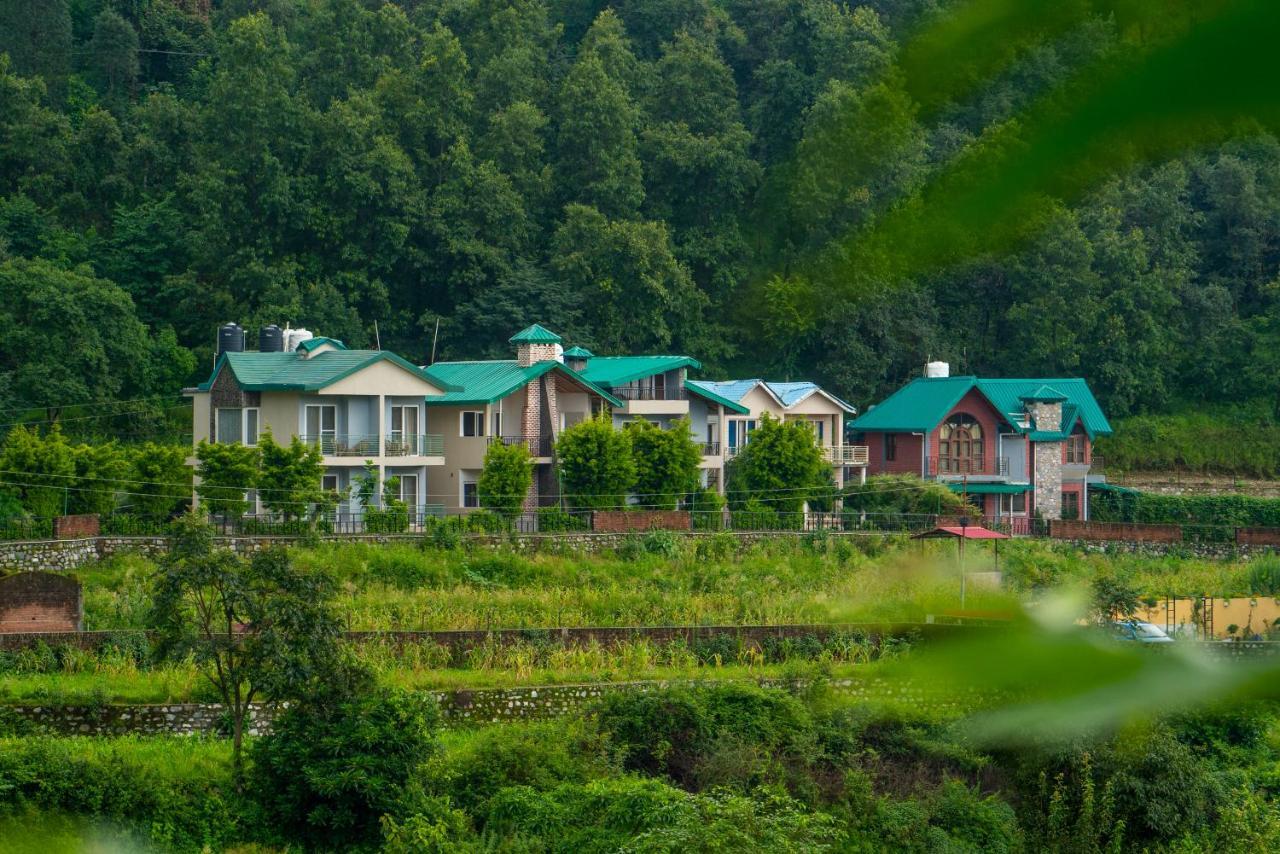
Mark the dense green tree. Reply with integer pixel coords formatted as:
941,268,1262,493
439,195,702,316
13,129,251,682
0,425,76,518
126,442,192,519
194,440,260,519
727,414,828,513
478,438,534,517
256,429,329,521
87,9,140,105
555,414,636,510
151,517,352,772
0,0,73,93
627,417,702,509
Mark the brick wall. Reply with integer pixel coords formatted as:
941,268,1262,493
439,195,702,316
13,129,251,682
862,431,924,476
592,511,690,532
1236,527,1280,546
0,571,83,633
53,514,99,539
1049,520,1182,543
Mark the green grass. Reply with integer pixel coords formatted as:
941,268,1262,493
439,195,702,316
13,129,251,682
1096,405,1280,477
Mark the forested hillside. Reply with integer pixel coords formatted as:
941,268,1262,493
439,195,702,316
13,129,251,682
2,0,1279,423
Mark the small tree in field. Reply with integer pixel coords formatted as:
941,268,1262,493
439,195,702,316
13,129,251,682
556,414,636,510
150,515,353,775
628,417,701,509
727,414,828,513
194,439,260,519
479,439,534,516
257,428,330,521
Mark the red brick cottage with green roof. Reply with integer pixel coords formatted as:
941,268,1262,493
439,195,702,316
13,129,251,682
848,364,1113,525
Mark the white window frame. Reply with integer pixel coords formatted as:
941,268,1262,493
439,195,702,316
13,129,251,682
461,471,480,508
398,473,419,507
305,404,337,442
460,410,485,438
999,492,1028,515
215,407,260,446
492,410,503,438
391,405,419,439
321,474,340,493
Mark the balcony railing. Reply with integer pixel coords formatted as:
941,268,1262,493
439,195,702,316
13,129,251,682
610,386,687,401
300,433,378,457
824,445,869,465
926,456,1010,477
701,441,721,456
385,433,444,457
488,434,553,457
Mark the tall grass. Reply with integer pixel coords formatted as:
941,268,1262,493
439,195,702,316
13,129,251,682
1096,407,1280,477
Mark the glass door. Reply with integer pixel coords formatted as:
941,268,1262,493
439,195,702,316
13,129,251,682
305,405,337,454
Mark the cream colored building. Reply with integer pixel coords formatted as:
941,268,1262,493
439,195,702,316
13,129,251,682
186,336,452,518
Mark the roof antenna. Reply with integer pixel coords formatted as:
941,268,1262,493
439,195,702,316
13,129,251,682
374,320,381,350
430,317,440,365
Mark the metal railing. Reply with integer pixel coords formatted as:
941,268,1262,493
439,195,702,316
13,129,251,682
610,386,687,401
824,445,869,465
488,435,554,457
384,433,444,456
926,456,1010,477
701,441,721,456
300,433,378,457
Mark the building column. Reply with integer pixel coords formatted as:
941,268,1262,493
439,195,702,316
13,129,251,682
522,381,542,511
376,394,385,457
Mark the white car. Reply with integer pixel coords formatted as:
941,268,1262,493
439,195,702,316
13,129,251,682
1111,620,1175,644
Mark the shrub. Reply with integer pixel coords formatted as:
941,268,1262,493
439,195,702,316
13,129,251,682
1247,556,1280,596
557,415,636,510
478,441,534,517
251,689,439,850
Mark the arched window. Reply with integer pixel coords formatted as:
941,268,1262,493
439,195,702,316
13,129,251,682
938,414,983,474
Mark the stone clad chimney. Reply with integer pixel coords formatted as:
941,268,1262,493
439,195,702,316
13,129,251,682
1022,386,1068,520
510,324,563,367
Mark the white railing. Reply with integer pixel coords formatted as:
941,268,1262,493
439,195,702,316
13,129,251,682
824,445,869,465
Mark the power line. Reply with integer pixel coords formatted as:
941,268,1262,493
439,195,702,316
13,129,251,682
0,402,191,430
0,393,190,416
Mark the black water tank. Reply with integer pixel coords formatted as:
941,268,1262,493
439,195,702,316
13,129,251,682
218,322,245,356
258,324,285,352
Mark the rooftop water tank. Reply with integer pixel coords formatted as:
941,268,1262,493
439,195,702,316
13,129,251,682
258,324,285,352
217,322,245,356
285,328,313,351
925,361,950,378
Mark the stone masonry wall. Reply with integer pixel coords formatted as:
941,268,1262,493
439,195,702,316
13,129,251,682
1028,400,1064,520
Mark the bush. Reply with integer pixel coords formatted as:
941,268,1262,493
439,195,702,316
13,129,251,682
251,689,440,850
478,441,534,518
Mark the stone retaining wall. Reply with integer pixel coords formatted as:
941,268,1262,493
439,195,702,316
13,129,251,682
4,676,972,735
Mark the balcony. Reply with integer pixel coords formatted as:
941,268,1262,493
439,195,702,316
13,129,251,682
385,433,444,457
610,386,687,401
701,441,721,456
927,456,1010,477
300,433,378,457
824,445,869,465
488,434,553,457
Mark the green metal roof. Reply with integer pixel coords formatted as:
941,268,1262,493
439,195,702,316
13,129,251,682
577,355,701,387
509,324,562,344
1019,384,1068,403
945,482,1032,495
296,336,347,353
849,376,1112,438
422,360,622,407
563,346,594,358
197,349,452,393
682,380,750,414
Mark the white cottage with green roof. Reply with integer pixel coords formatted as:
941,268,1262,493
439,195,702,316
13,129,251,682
186,335,453,518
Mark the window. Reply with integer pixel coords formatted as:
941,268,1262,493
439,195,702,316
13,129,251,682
810,419,825,444
938,414,983,474
398,474,418,507
492,411,503,438
305,404,337,453
215,408,259,445
727,419,757,451
461,411,485,437
461,473,480,508
562,411,585,431
1065,434,1087,464
885,434,897,462
391,405,419,439
1062,490,1080,520
999,492,1027,514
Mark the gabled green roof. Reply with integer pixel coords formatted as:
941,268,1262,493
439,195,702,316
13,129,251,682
682,380,749,414
509,324,562,344
577,355,701,387
422,360,622,407
296,336,347,353
563,346,594,359
197,349,453,393
849,376,1112,438
1019,384,1068,403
